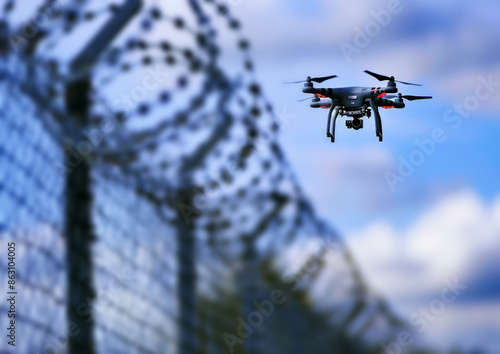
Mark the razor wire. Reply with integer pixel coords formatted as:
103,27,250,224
0,1,410,353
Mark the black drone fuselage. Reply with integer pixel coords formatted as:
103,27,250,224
303,81,405,142
295,71,432,142
304,84,404,110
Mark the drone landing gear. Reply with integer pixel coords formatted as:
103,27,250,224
327,106,341,143
367,98,383,142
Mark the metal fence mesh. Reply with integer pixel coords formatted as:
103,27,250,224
91,168,178,354
0,79,67,354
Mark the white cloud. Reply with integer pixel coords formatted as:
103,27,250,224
343,190,500,351
418,303,500,353
346,190,500,300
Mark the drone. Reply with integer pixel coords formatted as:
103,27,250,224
288,70,432,142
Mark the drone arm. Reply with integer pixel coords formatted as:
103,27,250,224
367,98,383,142
303,86,330,97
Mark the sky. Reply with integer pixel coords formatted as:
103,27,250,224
226,0,500,352
4,0,498,352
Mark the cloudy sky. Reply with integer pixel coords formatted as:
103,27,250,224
16,0,497,351
4,0,498,352
227,0,500,352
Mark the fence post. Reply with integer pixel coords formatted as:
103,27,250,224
63,2,142,353
64,78,96,354
176,184,199,353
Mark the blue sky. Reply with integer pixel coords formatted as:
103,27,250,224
227,0,500,352
6,0,498,351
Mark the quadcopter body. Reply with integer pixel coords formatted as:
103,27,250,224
291,71,432,142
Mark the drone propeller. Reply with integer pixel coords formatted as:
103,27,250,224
297,93,327,102
401,95,433,101
284,75,338,84
297,96,315,102
364,70,422,86
386,93,433,101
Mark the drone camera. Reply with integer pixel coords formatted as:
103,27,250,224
346,117,363,130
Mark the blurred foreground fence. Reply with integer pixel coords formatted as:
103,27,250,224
0,1,407,353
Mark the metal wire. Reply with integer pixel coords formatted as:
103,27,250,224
0,1,410,353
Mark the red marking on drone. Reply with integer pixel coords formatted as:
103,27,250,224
382,106,395,109
378,92,387,98
315,94,326,98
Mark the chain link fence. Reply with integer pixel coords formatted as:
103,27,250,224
0,1,415,353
